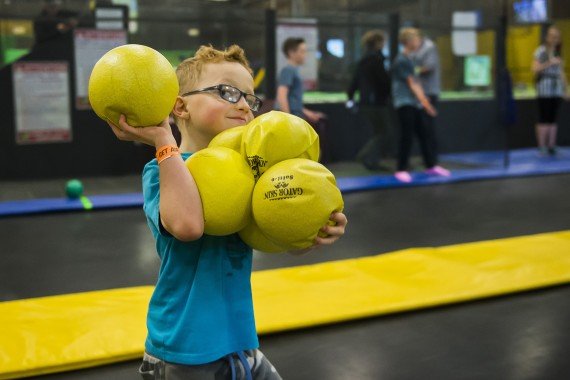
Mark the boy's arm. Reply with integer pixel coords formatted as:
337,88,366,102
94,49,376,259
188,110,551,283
302,107,325,123
406,76,437,116
276,85,290,113
157,146,204,241
110,115,204,241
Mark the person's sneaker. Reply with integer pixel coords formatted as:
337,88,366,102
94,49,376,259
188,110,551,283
394,171,412,183
548,147,558,156
425,165,451,177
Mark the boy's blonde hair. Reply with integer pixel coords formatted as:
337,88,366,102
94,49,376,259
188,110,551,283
176,44,253,95
399,27,421,45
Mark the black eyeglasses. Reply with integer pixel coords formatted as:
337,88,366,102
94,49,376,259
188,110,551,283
182,84,263,112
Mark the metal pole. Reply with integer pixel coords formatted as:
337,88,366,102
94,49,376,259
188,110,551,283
264,8,277,100
388,12,400,65
496,1,510,169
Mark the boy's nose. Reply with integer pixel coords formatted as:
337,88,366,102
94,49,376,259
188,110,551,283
235,95,251,111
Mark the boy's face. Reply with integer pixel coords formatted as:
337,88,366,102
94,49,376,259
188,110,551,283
405,35,421,52
289,43,307,65
183,61,255,140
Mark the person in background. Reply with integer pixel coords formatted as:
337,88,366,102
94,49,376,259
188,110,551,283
276,37,325,124
391,27,450,183
411,32,441,164
33,0,78,45
347,30,392,170
532,25,569,156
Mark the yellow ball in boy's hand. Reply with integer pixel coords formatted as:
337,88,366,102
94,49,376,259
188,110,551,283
241,111,320,181
252,158,344,250
239,220,289,254
185,147,255,236
88,44,179,127
209,125,247,152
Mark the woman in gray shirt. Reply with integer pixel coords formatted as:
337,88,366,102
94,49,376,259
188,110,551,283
532,25,568,156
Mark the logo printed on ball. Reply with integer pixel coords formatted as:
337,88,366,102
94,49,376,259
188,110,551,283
247,155,268,180
263,187,304,200
264,174,303,200
272,175,294,189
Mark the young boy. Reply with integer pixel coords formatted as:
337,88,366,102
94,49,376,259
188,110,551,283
391,28,449,183
276,37,324,124
107,45,348,380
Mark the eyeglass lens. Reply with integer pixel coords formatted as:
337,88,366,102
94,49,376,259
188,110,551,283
219,85,259,110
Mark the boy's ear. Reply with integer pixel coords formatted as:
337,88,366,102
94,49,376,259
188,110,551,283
172,96,190,120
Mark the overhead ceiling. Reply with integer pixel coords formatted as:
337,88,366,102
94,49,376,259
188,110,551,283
0,0,418,18
0,0,512,28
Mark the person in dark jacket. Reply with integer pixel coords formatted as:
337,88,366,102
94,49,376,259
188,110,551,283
347,30,392,170
33,0,78,46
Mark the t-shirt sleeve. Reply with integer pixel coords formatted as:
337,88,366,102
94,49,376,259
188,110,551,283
421,47,438,71
393,57,415,82
278,66,295,87
142,160,170,238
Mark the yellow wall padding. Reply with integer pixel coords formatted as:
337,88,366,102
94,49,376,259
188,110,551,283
1,231,570,379
507,25,541,86
557,19,570,81
435,30,496,91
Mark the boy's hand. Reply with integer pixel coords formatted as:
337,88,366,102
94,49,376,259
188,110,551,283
304,109,325,124
315,212,348,246
107,114,176,147
423,102,437,117
287,212,347,256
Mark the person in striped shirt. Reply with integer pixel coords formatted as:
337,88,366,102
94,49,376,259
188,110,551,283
532,25,569,156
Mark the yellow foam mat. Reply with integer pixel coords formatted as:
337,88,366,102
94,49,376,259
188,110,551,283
2,231,570,379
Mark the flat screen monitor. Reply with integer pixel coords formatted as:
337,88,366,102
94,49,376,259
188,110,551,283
513,0,548,23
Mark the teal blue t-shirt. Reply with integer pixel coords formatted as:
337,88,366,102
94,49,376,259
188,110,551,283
142,153,258,365
276,64,304,117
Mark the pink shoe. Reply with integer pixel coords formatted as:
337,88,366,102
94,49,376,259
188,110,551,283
425,165,451,177
394,171,412,183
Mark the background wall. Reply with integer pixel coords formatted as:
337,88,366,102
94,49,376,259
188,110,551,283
1,0,569,179
309,100,570,163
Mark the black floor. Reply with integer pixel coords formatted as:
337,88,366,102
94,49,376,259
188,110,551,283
3,174,570,379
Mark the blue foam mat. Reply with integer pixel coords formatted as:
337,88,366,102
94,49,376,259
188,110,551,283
0,193,144,217
339,148,570,193
1,148,569,217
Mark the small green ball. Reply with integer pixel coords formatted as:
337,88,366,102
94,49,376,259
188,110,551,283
65,179,84,199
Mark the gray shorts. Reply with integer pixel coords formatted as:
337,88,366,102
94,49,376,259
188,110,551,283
139,350,282,380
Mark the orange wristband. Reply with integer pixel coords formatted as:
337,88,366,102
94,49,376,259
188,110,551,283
156,145,180,164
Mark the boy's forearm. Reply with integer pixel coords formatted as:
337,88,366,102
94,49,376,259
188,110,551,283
277,96,290,113
159,154,204,241
276,86,290,113
408,77,430,107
